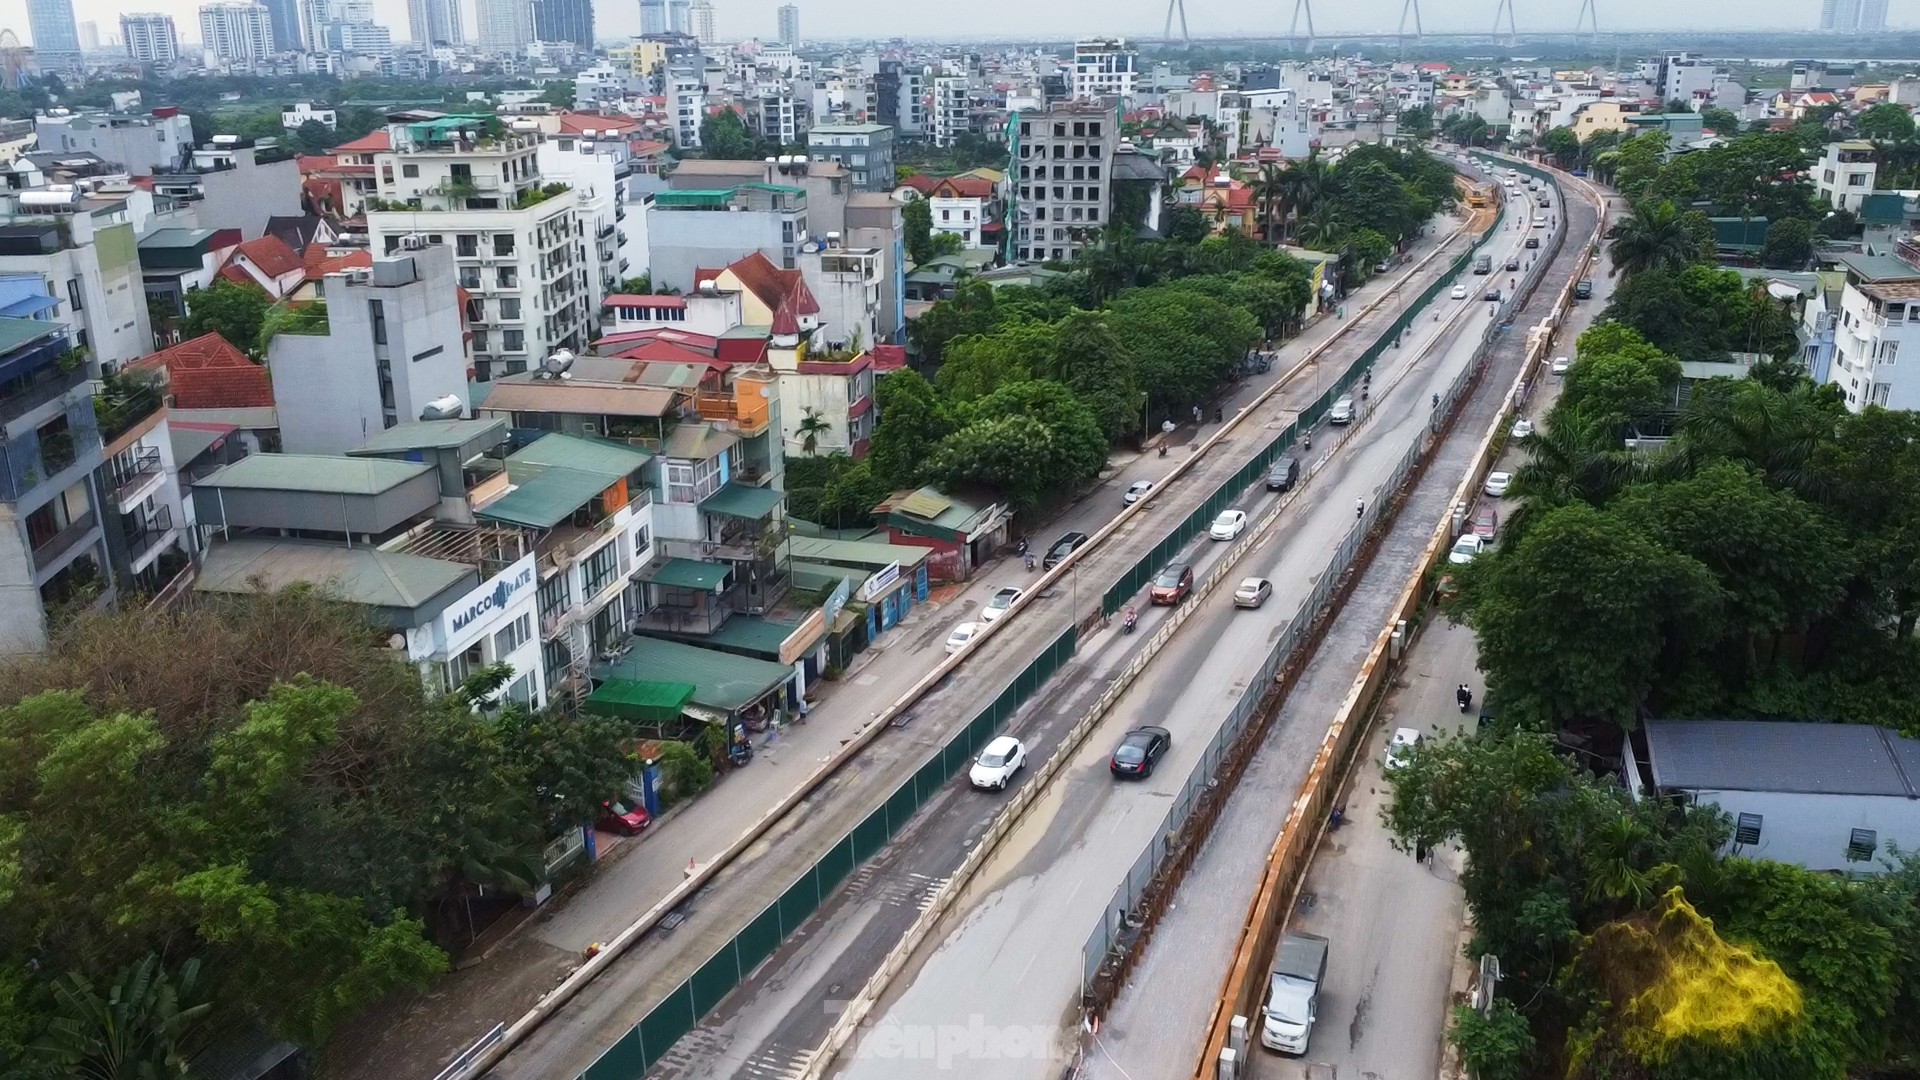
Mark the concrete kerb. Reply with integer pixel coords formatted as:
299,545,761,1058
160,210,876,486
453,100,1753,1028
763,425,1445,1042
457,195,1493,1080
1188,163,1608,1079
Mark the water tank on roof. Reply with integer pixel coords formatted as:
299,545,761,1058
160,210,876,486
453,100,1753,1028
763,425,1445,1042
541,348,576,376
699,279,719,293
419,395,463,421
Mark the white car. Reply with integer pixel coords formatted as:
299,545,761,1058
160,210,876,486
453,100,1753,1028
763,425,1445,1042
1233,577,1273,608
1124,479,1155,504
1210,509,1249,541
1551,355,1571,376
969,735,1027,790
1450,284,1468,300
945,621,983,654
1448,534,1485,565
1483,471,1513,498
981,586,1023,624
1385,727,1423,771
1511,417,1535,440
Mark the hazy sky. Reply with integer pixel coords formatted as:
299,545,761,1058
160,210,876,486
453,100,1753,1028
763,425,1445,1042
0,0,1870,52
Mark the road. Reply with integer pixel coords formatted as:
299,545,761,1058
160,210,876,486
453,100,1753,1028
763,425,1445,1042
755,211,1547,1080
1077,163,1603,1080
470,212,1487,1080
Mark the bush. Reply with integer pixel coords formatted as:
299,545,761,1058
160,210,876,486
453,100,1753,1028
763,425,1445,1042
665,736,718,803
1452,1000,1534,1080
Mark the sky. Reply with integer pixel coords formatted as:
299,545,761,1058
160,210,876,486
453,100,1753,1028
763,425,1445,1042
0,0,1869,52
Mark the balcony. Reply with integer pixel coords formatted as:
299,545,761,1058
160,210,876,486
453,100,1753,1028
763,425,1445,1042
95,381,164,450
32,509,97,571
124,504,175,566
0,360,87,428
112,446,164,513
692,390,772,436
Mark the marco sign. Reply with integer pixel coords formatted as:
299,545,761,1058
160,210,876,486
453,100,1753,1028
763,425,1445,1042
449,556,537,635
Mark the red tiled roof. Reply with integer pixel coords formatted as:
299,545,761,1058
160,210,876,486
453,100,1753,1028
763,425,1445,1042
230,234,304,280
612,340,732,366
630,139,672,156
595,327,721,351
297,154,338,175
604,293,687,309
217,264,254,286
714,251,819,318
771,293,801,336
303,247,372,277
128,332,274,409
558,112,641,135
333,130,391,153
871,344,908,373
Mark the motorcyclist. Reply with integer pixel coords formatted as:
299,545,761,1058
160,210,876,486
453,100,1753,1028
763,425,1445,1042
1123,606,1137,633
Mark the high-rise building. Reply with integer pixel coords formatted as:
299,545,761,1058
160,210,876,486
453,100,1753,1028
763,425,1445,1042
1859,0,1889,32
26,0,82,66
1071,38,1137,100
777,3,798,45
689,0,715,44
406,0,462,45
261,0,303,50
668,0,691,34
474,0,531,48
1008,100,1119,264
120,12,182,62
1820,0,1857,29
199,1,275,61
532,0,592,48
77,20,98,50
323,19,390,57
640,0,668,35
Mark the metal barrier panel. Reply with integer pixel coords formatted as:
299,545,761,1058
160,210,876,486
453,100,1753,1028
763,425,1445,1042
778,875,819,934
689,949,738,1016
580,1023,651,1080
851,805,890,862
737,904,783,972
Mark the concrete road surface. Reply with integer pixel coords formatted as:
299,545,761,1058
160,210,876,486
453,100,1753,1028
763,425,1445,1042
815,211,1545,1080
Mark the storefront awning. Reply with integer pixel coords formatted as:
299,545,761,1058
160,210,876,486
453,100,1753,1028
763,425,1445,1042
584,678,695,723
701,482,784,520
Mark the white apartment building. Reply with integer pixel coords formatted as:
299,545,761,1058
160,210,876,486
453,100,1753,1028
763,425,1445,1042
933,75,969,148
282,102,337,129
689,0,715,43
535,127,633,320
474,0,531,49
1072,39,1138,101
364,118,589,382
120,13,181,63
1011,101,1119,264
0,216,153,372
1817,141,1879,214
1828,252,1920,411
199,2,275,61
671,68,705,148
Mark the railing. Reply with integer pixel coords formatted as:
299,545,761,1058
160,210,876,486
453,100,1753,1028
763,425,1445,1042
632,602,732,636
32,509,96,570
96,385,163,445
692,390,771,435
0,362,86,427
112,446,163,508
126,504,174,562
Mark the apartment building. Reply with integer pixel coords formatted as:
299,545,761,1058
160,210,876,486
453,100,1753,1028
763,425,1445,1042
121,13,182,63
806,123,895,193
0,315,110,656
363,117,589,382
199,1,276,61
0,217,154,373
647,183,808,292
1817,141,1879,214
1827,249,1920,411
933,76,970,148
1009,101,1120,264
536,122,637,318
94,360,192,599
798,243,882,353
35,107,196,176
1071,39,1138,101
27,0,82,69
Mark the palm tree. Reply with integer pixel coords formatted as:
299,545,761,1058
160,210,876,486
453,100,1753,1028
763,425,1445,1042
1253,162,1286,243
1296,203,1344,248
795,407,833,456
1584,816,1656,910
1508,406,1644,540
1605,200,1698,278
1673,379,1836,498
33,955,211,1080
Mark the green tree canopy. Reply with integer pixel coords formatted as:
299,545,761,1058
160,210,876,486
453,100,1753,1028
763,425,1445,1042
183,279,272,357
1858,101,1918,142
697,109,756,159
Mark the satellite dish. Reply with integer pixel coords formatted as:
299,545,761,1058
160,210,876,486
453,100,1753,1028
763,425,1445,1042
542,348,576,376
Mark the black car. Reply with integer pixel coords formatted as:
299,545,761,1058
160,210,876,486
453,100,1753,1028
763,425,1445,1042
1484,286,1502,302
1524,236,1540,249
1044,531,1090,570
1504,255,1520,271
1573,279,1593,300
1266,456,1301,492
1110,726,1172,778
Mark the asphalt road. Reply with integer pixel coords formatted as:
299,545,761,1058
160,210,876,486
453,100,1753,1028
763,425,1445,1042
790,214,1549,1080
1079,166,1605,1080
479,215,1483,1080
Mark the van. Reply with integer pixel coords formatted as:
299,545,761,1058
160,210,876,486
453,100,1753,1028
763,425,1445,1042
1472,254,1492,275
1266,456,1301,491
1328,396,1355,425
1260,932,1330,1055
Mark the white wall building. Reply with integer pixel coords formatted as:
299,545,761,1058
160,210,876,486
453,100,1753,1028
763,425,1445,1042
474,0,531,50
282,102,337,129
405,552,546,708
0,217,152,373
1816,140,1879,213
120,13,181,63
1071,38,1137,101
535,128,630,322
198,1,274,62
1826,254,1920,412
933,75,969,148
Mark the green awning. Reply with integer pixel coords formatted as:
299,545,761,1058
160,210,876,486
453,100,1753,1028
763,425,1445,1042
648,558,730,590
701,482,783,520
585,678,695,723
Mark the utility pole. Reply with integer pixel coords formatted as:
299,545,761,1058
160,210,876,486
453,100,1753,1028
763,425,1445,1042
1164,0,1190,45
1398,0,1423,57
1492,0,1518,46
1575,0,1598,36
1290,0,1315,52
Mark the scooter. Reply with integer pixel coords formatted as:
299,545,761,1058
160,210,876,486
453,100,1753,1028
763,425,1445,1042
1123,606,1137,634
1024,552,1036,572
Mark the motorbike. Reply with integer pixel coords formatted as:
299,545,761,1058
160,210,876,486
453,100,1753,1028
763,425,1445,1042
1123,607,1137,634
1024,552,1036,572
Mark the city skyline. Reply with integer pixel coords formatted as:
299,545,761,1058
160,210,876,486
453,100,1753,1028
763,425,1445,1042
0,0,1907,52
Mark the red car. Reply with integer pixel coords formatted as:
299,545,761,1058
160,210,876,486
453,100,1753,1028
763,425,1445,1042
1149,562,1194,605
596,799,651,835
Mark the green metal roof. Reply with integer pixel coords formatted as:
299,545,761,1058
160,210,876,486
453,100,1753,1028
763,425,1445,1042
1709,216,1770,252
601,636,793,712
696,615,801,658
656,189,737,208
0,315,65,354
477,461,613,528
701,482,783,520
193,539,475,622
194,453,431,495
739,182,804,195
647,558,730,591
510,432,650,477
584,677,695,723
790,560,865,593
788,535,930,569
1860,191,1907,226
348,418,508,456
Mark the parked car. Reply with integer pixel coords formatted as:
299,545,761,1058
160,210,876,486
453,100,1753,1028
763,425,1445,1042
1044,531,1090,570
981,586,1023,623
1124,479,1155,504
1448,534,1486,565
969,735,1027,790
1511,417,1534,440
1234,577,1273,608
1210,509,1248,540
1150,562,1195,605
1266,457,1301,491
1551,355,1571,376
1384,728,1423,771
1573,280,1593,300
1110,725,1172,779
1472,503,1500,540
596,800,651,835
1483,471,1513,498
1329,396,1356,424
1450,284,1469,300
945,621,983,653
1525,236,1540,248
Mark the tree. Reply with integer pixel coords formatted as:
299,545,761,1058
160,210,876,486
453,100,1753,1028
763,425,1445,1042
1607,200,1700,278
866,370,952,490
907,278,1000,365
948,380,1108,497
1333,159,1426,244
1048,311,1143,440
901,196,937,266
1611,131,1670,201
795,407,832,456
1815,407,1920,636
31,955,211,1080
1761,216,1815,270
1450,1001,1533,1080
1103,288,1259,410
1700,106,1742,136
697,109,756,160
1557,323,1683,431
934,320,1056,402
293,118,340,154
1398,105,1434,139
182,280,272,357
1858,102,1918,142
1818,206,1859,240
617,274,675,295
1542,125,1582,168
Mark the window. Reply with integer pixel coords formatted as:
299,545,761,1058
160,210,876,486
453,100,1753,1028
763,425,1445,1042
503,328,525,352
1734,813,1763,846
471,330,489,353
66,278,81,311
370,299,387,345
456,234,478,258
493,612,533,657
459,267,481,290
466,297,486,323
1849,828,1878,862
498,266,518,288
494,234,516,257
402,163,418,178
500,297,521,320
538,572,571,620
581,541,621,598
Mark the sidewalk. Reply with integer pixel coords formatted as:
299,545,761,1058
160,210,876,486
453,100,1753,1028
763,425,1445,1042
316,211,1473,1080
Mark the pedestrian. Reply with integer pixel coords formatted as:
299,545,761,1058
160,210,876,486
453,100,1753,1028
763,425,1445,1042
1192,405,1203,425
1355,498,1365,519
1415,840,1430,863
1458,683,1473,714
